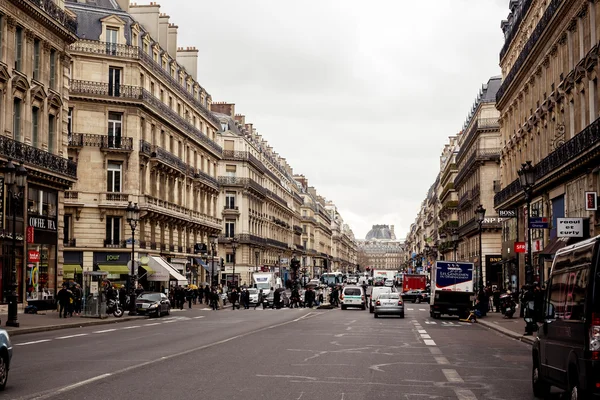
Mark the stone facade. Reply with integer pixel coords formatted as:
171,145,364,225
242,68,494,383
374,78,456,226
0,0,78,306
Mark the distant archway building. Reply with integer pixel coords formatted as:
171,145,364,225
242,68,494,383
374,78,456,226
357,225,404,272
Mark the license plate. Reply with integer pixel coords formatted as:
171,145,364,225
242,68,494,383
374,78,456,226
448,308,457,311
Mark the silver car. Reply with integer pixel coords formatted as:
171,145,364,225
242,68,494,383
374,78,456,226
374,292,404,318
247,288,259,305
0,328,13,390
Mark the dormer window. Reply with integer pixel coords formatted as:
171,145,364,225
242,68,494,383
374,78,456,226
106,27,118,55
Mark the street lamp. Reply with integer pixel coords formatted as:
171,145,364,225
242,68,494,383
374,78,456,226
210,235,218,288
451,229,459,261
126,201,140,316
5,161,27,327
230,237,238,288
518,160,536,284
278,251,282,287
476,204,486,293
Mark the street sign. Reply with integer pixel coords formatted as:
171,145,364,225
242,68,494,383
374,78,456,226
557,218,584,237
514,242,526,253
529,217,549,229
499,209,517,218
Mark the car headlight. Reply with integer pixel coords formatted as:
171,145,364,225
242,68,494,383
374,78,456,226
148,304,158,308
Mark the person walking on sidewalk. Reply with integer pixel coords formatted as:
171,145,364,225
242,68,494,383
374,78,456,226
230,288,239,310
186,286,194,309
72,284,83,316
210,288,219,310
204,285,211,305
57,284,72,318
119,285,127,310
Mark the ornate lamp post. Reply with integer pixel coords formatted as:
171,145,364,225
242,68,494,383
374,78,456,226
476,204,486,293
451,229,459,261
126,201,140,316
278,251,282,286
5,161,27,327
230,237,238,288
518,161,536,284
210,235,218,288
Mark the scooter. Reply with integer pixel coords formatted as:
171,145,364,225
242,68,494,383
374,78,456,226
107,298,124,318
500,293,516,318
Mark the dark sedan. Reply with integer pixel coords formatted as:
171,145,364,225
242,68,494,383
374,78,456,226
401,289,430,304
135,292,171,317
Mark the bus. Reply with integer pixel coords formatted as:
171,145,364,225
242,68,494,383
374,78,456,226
320,272,343,287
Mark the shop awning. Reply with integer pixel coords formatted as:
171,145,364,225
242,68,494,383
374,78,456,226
539,237,579,256
148,256,187,285
98,264,131,275
63,264,82,279
140,265,155,274
193,258,209,272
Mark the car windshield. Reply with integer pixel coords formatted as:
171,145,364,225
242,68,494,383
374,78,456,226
379,293,400,299
344,288,362,296
138,293,161,301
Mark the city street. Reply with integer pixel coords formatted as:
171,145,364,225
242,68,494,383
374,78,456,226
4,305,558,400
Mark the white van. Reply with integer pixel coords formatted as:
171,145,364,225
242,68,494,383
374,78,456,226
340,286,365,310
369,286,393,313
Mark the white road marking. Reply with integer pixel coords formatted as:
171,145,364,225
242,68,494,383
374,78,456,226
256,374,316,381
423,339,436,346
454,389,478,400
122,325,140,329
420,334,431,339
144,322,161,326
93,329,116,334
162,320,177,323
442,369,464,383
407,308,414,311
193,316,205,319
429,348,442,355
425,321,437,324
56,333,88,339
296,392,304,400
417,330,427,334
53,373,112,394
14,339,52,346
434,356,449,365
419,309,427,311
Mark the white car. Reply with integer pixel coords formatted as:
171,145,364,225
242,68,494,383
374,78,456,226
384,280,394,287
340,286,365,310
369,286,394,313
247,288,259,305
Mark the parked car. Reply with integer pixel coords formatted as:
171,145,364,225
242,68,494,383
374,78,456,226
401,289,430,303
340,286,365,310
135,292,171,317
374,292,404,318
369,286,393,313
248,288,259,305
0,329,12,391
532,236,600,399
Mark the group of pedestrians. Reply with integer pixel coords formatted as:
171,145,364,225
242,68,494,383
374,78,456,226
56,283,83,318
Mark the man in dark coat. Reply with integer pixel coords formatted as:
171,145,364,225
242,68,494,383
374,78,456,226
273,289,281,309
230,288,239,310
204,285,211,305
119,286,128,309
56,285,73,318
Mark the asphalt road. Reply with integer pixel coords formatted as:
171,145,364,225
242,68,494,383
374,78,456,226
3,303,563,400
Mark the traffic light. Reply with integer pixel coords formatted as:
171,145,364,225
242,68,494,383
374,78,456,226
220,257,225,271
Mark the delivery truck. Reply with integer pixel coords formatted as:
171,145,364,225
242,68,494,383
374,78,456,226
402,274,427,292
429,261,474,319
372,270,395,286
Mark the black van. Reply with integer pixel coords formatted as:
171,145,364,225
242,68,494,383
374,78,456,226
532,236,600,399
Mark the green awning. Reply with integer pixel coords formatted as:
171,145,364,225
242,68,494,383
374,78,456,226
98,264,130,274
63,264,83,274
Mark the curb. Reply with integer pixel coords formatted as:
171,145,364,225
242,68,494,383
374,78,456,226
478,319,535,345
5,315,147,337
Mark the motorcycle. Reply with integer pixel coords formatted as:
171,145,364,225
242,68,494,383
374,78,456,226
107,298,124,318
499,293,516,318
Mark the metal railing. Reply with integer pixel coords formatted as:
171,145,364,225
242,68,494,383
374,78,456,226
69,133,133,151
31,0,78,35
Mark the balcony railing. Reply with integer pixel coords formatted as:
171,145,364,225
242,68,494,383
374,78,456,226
494,115,600,207
101,192,129,203
265,188,287,207
455,147,501,186
0,135,77,179
69,40,220,127
63,238,76,247
266,238,288,249
496,0,562,103
222,150,267,173
194,170,219,190
104,239,126,248
64,190,79,200
153,146,187,172
30,0,78,35
143,195,222,228
217,176,265,195
499,0,534,61
68,133,133,151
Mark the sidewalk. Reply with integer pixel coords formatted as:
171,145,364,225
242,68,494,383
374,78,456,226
477,310,537,345
0,301,222,337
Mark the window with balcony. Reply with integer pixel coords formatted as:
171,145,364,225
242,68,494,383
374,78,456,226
106,216,121,246
106,27,118,55
225,192,235,209
14,26,22,71
48,114,56,153
63,214,72,245
108,67,121,97
140,73,145,89
107,161,122,193
49,49,56,90
31,107,39,148
226,165,236,177
33,39,40,80
108,111,122,148
13,97,21,141
67,107,73,143
225,220,235,238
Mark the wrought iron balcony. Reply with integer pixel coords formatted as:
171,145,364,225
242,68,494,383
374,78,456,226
104,239,126,248
153,146,187,172
142,195,222,229
68,133,133,152
194,170,219,190
63,238,76,247
455,147,501,186
265,188,287,208
100,192,129,205
70,80,142,99
496,0,562,103
222,150,267,173
217,176,265,196
26,0,78,36
139,139,153,157
499,0,534,61
0,135,76,179
266,238,289,249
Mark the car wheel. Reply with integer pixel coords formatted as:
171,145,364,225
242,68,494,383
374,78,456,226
341,305,346,310
374,313,379,318
568,370,586,400
166,306,171,316
400,312,405,318
0,353,8,391
532,358,550,398
416,298,421,304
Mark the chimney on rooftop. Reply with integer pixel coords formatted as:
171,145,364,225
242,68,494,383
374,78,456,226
114,0,129,12
210,102,235,117
167,23,178,59
129,2,160,40
158,13,169,53
177,47,198,80
235,114,245,125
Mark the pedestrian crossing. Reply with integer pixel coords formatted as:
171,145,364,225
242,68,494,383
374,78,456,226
425,320,468,326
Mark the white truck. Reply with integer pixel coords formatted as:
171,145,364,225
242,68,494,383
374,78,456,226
372,270,396,286
252,273,282,297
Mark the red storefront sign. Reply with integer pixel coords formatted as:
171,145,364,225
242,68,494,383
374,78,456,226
26,226,34,244
514,242,526,253
28,250,40,263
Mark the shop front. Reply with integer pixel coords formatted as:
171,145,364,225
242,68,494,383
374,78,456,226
25,186,58,307
93,252,131,289
63,251,83,287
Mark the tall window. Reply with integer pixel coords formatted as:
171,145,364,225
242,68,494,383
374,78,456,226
225,220,235,238
105,216,121,246
14,26,22,70
49,49,56,89
107,162,122,192
48,114,56,153
0,15,3,61
67,107,73,141
225,165,236,177
107,112,122,148
31,107,39,148
225,192,235,209
63,214,72,245
106,27,118,54
13,98,21,141
108,67,121,97
33,39,40,80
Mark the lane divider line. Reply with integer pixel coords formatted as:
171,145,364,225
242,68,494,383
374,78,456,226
14,339,52,346
55,334,88,340
92,329,116,334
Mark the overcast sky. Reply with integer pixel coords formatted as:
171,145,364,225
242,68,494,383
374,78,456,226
154,0,509,240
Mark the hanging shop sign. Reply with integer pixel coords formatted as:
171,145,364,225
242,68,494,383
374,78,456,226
557,218,584,237
28,250,40,263
585,192,598,211
26,226,34,244
514,242,526,253
28,216,57,231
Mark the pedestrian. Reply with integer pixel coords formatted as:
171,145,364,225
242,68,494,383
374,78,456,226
305,287,315,308
73,284,83,316
242,288,250,309
56,284,72,318
135,284,144,297
211,288,219,310
255,289,265,310
186,286,194,309
118,285,127,309
291,287,300,308
177,287,185,310
273,289,281,309
198,287,204,305
230,288,239,310
493,286,501,313
204,285,211,305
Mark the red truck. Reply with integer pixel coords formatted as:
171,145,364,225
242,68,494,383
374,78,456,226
402,274,427,292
